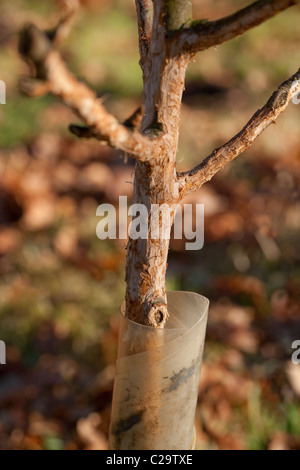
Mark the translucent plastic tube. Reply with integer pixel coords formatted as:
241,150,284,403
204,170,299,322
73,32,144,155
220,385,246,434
109,291,209,450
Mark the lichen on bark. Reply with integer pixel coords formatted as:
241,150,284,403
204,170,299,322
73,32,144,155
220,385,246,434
167,0,192,30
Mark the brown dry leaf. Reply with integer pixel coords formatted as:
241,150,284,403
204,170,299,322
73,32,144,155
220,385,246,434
28,412,61,436
78,162,114,193
199,402,246,450
9,429,25,449
0,227,21,254
66,249,123,281
29,134,61,162
90,365,115,396
19,171,52,199
95,252,125,271
221,348,245,369
76,413,108,450
19,435,43,451
271,289,300,320
105,166,134,200
208,303,258,353
268,432,290,450
181,185,227,216
60,138,111,165
101,318,119,366
55,196,77,219
205,211,244,241
215,433,246,450
200,363,251,403
54,225,78,258
22,195,56,230
228,328,258,353
271,289,290,318
53,162,78,192
215,275,267,310
194,419,214,450
209,303,253,328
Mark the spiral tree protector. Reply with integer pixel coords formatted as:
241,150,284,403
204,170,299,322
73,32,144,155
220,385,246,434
109,291,209,450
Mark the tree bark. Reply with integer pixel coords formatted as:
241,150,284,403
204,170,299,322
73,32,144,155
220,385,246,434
124,1,191,327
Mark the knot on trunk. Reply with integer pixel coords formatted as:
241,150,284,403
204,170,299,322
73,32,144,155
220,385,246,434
145,299,169,328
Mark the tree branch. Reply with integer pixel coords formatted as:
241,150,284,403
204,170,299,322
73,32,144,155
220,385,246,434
70,107,143,140
169,0,299,55
177,69,300,196
19,24,154,161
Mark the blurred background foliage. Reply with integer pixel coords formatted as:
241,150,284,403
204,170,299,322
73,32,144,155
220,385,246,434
0,0,299,450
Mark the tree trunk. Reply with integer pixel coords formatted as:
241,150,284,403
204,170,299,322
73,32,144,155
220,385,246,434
125,2,191,327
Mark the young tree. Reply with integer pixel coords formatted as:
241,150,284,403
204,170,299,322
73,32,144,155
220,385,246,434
19,0,300,328
19,0,300,449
